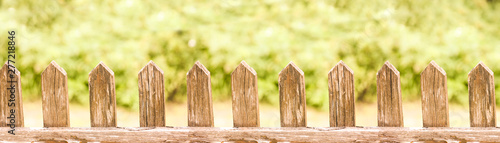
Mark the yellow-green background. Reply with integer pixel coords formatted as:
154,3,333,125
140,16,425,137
1,0,500,127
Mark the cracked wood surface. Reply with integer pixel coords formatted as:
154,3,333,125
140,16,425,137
138,61,165,127
377,61,403,127
88,62,116,127
41,61,69,127
468,62,496,127
231,61,259,127
278,62,306,127
328,61,355,127
420,61,449,127
187,61,214,127
0,62,23,127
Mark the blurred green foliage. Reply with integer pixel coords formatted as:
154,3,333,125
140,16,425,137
1,0,500,111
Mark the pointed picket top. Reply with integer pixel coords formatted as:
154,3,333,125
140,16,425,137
89,61,114,76
232,60,257,76
139,60,164,75
469,61,493,77
377,61,399,76
422,61,446,76
187,61,210,76
279,61,304,76
329,60,353,75
42,61,67,76
1,61,20,75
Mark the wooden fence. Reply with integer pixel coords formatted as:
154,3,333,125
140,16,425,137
0,60,498,142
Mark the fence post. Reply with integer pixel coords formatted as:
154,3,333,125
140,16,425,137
468,62,496,127
0,62,24,127
231,61,260,127
278,61,306,127
88,62,116,127
138,61,165,127
328,60,355,127
377,61,403,127
420,61,448,127
41,61,70,127
187,61,214,127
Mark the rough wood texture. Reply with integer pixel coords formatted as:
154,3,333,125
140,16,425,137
88,62,116,127
468,62,496,127
420,61,449,127
41,61,70,127
278,62,306,127
1,127,500,142
377,61,403,127
231,61,259,127
328,61,355,127
187,61,214,127
138,61,165,127
0,62,24,127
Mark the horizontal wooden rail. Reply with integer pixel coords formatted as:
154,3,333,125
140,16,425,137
1,127,500,142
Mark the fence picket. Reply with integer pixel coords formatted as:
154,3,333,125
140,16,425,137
89,62,116,127
468,62,496,127
231,61,259,127
328,61,355,127
278,62,306,127
0,62,24,127
420,61,449,127
377,61,403,127
138,61,165,127
41,61,70,127
187,61,214,127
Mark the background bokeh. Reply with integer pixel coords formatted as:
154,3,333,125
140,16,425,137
1,0,500,127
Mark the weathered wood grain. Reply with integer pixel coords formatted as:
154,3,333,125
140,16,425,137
278,62,306,127
377,61,403,127
41,61,70,127
468,62,496,127
328,60,355,127
1,127,500,142
231,61,260,127
187,61,214,127
138,61,165,127
0,62,24,127
420,61,449,127
88,62,116,127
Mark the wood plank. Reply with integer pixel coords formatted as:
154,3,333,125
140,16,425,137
468,62,496,127
0,62,24,127
138,61,165,127
420,61,449,127
278,62,306,127
328,60,355,127
1,127,500,142
41,61,70,127
377,61,403,127
231,61,259,127
88,62,116,127
186,61,214,127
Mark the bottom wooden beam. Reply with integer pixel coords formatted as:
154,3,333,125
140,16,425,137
0,127,499,142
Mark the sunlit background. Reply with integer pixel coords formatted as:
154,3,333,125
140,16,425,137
1,0,500,127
